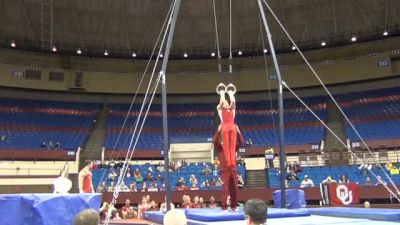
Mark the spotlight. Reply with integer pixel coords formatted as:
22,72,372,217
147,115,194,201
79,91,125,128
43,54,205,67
183,53,188,58
211,52,216,57
263,49,268,53
351,36,357,42
238,50,242,56
291,46,296,50
160,53,164,58
132,52,137,58
104,50,108,56
383,31,389,36
76,48,82,55
321,41,326,47
52,46,57,52
10,41,16,48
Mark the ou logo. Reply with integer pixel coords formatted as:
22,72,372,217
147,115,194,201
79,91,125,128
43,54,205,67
336,185,353,205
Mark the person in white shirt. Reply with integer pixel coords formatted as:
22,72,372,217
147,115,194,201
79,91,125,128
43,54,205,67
300,175,315,188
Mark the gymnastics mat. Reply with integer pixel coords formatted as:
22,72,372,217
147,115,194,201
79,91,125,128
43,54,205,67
0,193,102,225
308,207,400,221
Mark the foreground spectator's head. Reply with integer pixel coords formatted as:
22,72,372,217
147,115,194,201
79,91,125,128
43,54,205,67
364,201,371,208
244,199,268,225
74,209,100,225
163,209,187,225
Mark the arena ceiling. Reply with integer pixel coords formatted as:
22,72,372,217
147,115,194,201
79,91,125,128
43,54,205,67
0,0,399,59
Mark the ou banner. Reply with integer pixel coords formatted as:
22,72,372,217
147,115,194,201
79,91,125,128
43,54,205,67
327,183,360,206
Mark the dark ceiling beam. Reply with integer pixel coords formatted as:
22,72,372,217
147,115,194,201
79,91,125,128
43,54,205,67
70,0,86,49
139,0,163,53
182,1,205,52
232,0,246,50
331,0,338,35
299,0,317,44
351,0,372,30
95,0,113,48
17,0,38,42
384,0,388,28
120,0,131,53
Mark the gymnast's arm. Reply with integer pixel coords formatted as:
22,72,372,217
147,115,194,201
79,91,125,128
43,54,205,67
78,170,84,193
227,91,236,110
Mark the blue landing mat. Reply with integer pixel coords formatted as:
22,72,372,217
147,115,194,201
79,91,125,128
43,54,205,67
0,193,102,225
144,208,310,223
308,207,400,222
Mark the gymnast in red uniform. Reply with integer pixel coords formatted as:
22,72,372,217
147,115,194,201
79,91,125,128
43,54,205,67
79,159,94,193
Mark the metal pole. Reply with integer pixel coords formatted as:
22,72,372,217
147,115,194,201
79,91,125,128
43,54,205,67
160,0,181,212
257,0,286,208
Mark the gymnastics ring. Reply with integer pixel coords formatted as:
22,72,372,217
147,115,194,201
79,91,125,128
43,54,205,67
216,83,227,94
226,83,237,95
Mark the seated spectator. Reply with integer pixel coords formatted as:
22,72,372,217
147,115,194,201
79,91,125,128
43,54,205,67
113,212,122,221
322,176,337,185
190,182,199,190
108,160,116,169
200,179,210,188
134,168,144,183
47,140,54,150
364,201,371,208
156,162,165,173
108,170,117,181
237,175,244,188
54,142,61,150
390,166,399,175
163,209,187,225
181,159,188,168
96,181,106,193
130,182,137,192
156,174,163,181
126,168,132,178
202,165,212,175
160,196,175,212
169,162,175,172
208,196,217,208
244,199,268,225
107,181,115,192
147,200,158,211
213,157,220,169
216,177,223,187
138,195,150,218
286,170,299,181
41,141,47,148
141,182,147,192
99,202,117,221
209,178,216,187
121,199,137,219
293,161,302,173
0,134,7,142
189,174,198,185
375,176,387,186
193,196,201,208
199,196,207,208
148,166,153,173
300,175,315,188
182,195,193,209
237,155,246,166
175,160,182,171
365,176,373,185
385,162,394,170
148,182,158,192
159,183,166,191
176,177,185,187
147,172,154,181
339,175,350,184
74,208,100,225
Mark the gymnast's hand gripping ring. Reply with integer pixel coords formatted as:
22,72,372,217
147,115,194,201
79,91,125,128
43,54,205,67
227,83,237,95
216,83,227,94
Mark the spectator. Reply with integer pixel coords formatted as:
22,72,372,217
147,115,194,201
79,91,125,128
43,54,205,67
237,175,244,188
120,181,128,192
200,179,210,188
182,195,193,209
107,181,115,192
99,202,116,221
156,162,165,173
176,177,185,187
163,209,187,225
202,164,212,175
159,183,166,191
199,197,207,208
126,168,132,178
0,134,6,142
96,181,106,193
74,209,100,225
175,160,182,171
138,196,150,218
365,176,373,185
364,201,371,208
208,196,217,208
141,182,147,192
193,196,201,208
147,172,154,181
286,170,299,181
237,155,246,166
54,142,61,150
322,176,337,185
156,174,163,181
148,200,158,211
216,177,223,187
147,166,153,173
209,178,216,187
148,182,158,192
108,170,117,181
213,157,220,169
160,196,175,212
121,199,137,219
190,182,199,190
264,145,274,168
41,141,47,148
113,212,122,220
189,174,198,185
293,161,302,173
130,182,137,192
134,168,144,183
181,159,188,168
300,175,315,188
339,175,350,184
243,199,268,225
390,165,399,175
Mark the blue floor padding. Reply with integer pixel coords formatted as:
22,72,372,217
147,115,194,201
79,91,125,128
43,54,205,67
308,207,400,221
144,207,310,223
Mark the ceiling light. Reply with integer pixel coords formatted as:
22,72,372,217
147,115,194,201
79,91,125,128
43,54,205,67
291,46,296,50
183,53,188,58
52,46,57,52
383,31,389,36
160,53,164,58
351,36,357,42
211,52,216,57
132,52,137,57
321,41,326,47
238,50,242,56
104,50,108,56
76,48,82,55
10,41,16,48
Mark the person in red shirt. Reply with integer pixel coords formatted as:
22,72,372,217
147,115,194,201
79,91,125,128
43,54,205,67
121,199,137,219
138,195,150,218
192,196,201,208
182,195,193,209
213,123,244,211
79,160,94,193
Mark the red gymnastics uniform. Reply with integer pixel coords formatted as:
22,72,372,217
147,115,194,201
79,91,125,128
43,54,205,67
220,107,237,168
213,126,244,210
82,171,93,193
